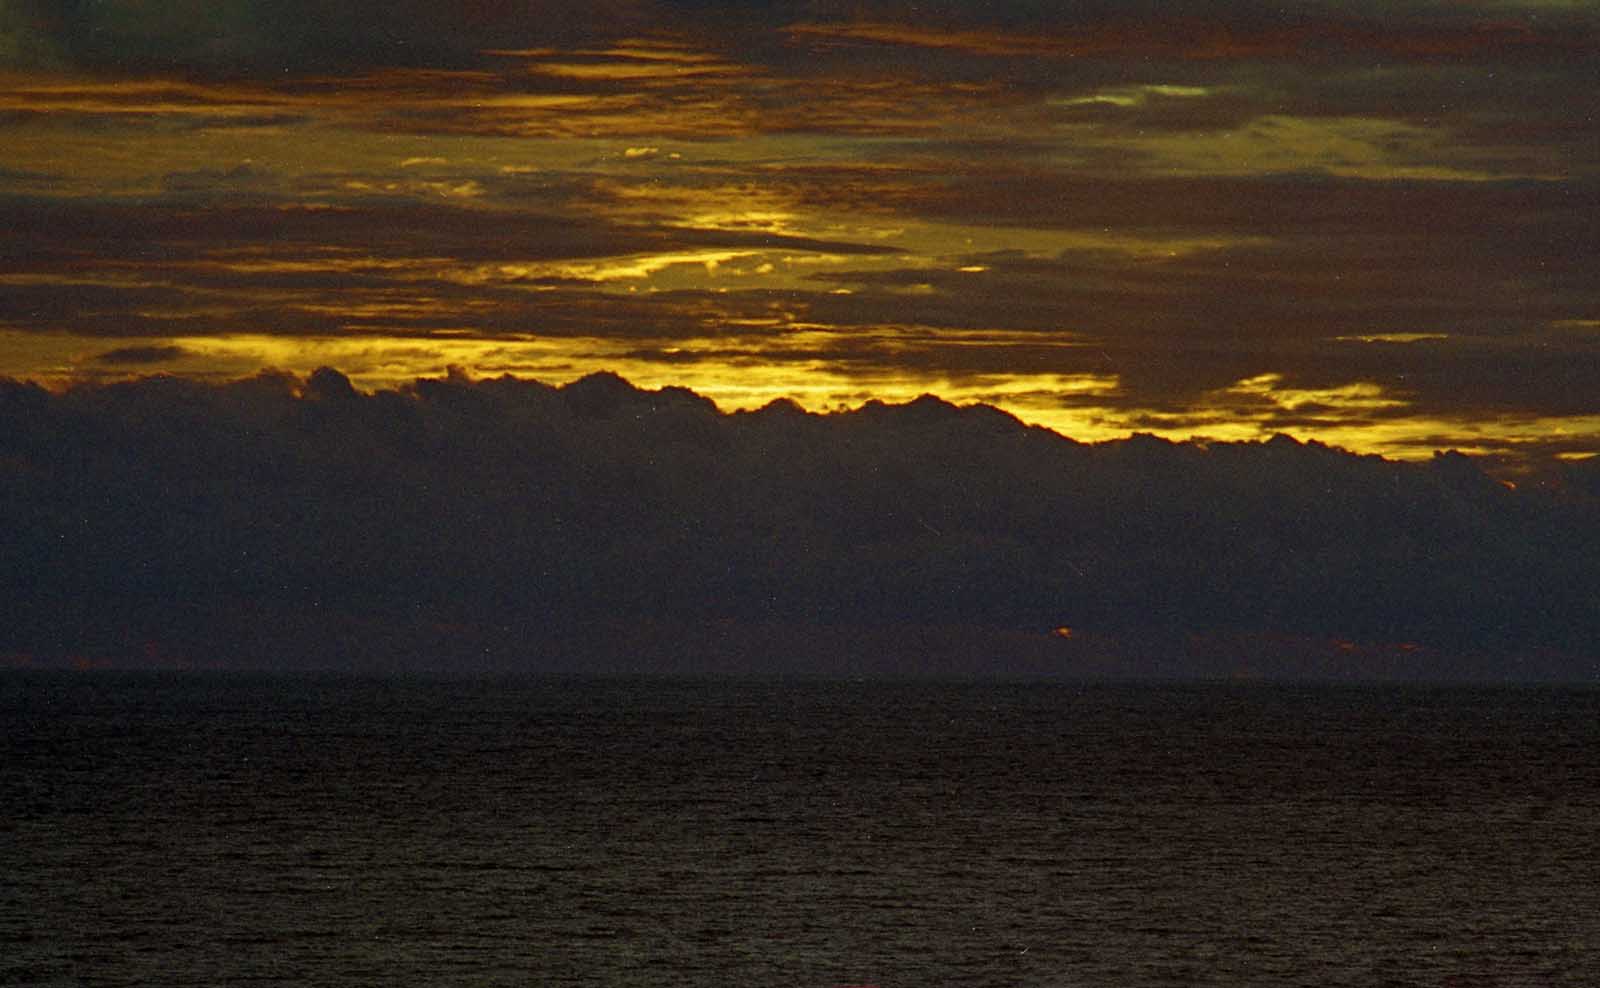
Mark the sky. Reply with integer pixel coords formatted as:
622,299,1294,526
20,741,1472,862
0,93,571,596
2,0,1599,466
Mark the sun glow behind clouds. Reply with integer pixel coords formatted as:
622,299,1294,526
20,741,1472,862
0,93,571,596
2,3,1598,466
0,326,1123,431
1223,373,1407,415
1053,84,1214,108
8,314,1598,460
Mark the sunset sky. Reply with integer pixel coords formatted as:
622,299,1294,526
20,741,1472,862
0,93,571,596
3,1,1598,465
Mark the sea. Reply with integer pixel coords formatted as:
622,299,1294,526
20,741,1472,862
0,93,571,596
3,672,1597,987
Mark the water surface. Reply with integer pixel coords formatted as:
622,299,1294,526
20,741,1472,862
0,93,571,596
4,673,1597,986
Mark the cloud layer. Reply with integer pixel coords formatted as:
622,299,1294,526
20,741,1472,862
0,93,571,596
2,1,1598,466
4,371,1597,676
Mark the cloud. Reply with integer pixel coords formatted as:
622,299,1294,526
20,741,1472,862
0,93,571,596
13,3,1589,103
2,164,1595,460
94,344,190,365
0,1,659,75
1,2,1595,480
3,369,1596,675
160,162,282,196
4,4,1593,163
0,165,55,182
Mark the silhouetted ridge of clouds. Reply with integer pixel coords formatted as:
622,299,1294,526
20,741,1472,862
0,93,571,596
3,370,1596,677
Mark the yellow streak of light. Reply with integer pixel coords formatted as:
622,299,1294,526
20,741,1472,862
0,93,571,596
1052,84,1213,108
5,328,1598,462
1335,333,1451,344
195,255,452,275
467,250,758,283
594,44,728,64
477,48,562,59
470,93,623,112
1223,373,1407,414
529,61,746,81
483,41,725,65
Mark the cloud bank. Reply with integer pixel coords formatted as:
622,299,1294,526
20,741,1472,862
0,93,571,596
4,370,1596,678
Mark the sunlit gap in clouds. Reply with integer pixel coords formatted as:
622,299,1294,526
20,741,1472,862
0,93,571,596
13,318,1576,462
3,325,1119,426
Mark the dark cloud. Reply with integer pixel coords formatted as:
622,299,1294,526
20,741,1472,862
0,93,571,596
0,193,897,268
3,370,1595,676
0,192,904,342
2,1,657,76
94,344,190,365
0,280,199,332
805,172,1600,243
160,162,283,196
0,165,56,182
783,7,1600,70
10,1,1594,80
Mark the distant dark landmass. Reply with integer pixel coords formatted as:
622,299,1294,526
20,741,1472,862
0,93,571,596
4,369,1597,680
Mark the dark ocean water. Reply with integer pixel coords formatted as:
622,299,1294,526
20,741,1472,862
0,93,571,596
3,672,1598,987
